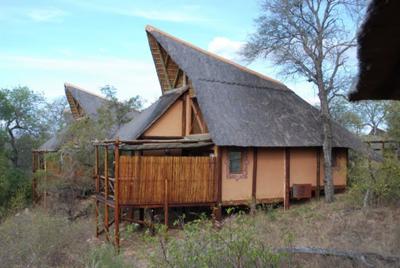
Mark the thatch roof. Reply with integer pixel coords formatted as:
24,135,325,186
349,0,400,101
142,26,366,152
64,83,109,119
37,84,140,151
114,86,188,140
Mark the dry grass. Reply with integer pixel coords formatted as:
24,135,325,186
118,193,400,267
253,193,400,257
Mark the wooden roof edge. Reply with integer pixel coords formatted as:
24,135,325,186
64,82,107,101
145,25,287,89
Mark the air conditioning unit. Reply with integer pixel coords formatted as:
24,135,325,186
292,184,312,199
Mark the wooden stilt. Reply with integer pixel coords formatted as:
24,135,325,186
164,178,169,227
95,200,99,237
104,146,109,241
251,148,258,215
284,148,291,210
114,139,120,251
316,148,321,200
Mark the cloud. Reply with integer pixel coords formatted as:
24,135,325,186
0,54,161,103
207,37,244,61
27,7,66,22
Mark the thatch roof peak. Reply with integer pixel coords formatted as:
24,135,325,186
145,25,287,89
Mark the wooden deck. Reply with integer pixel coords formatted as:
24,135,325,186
94,142,219,250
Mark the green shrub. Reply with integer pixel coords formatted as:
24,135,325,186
146,213,283,268
86,244,130,268
348,152,400,207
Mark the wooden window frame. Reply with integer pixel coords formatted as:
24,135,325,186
225,148,248,179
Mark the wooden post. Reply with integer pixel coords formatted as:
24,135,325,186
182,94,186,136
32,152,36,202
316,148,321,200
44,153,47,209
95,145,99,237
114,140,120,251
164,178,169,227
251,148,258,214
104,145,109,241
213,146,222,222
284,148,290,210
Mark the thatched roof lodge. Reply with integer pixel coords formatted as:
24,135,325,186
94,26,368,248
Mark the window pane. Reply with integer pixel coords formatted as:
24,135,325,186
229,150,242,173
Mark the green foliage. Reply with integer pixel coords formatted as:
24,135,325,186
100,85,144,128
387,101,400,140
348,152,400,207
0,210,91,267
0,86,49,168
86,244,130,268
147,214,283,268
0,154,31,218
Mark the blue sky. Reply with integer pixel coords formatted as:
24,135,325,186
0,0,320,105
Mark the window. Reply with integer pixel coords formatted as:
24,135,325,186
229,150,242,174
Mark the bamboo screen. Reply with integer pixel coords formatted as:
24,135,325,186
119,156,217,205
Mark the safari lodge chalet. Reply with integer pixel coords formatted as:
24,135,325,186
93,26,365,248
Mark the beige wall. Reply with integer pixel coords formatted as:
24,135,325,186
221,147,254,202
256,148,285,199
143,99,183,137
290,148,318,186
220,147,348,203
320,148,347,186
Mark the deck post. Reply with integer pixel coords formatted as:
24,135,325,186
212,146,222,222
95,145,99,237
104,145,109,241
284,148,290,210
316,148,321,200
32,152,36,202
114,139,120,251
43,153,47,209
164,178,169,227
251,148,258,215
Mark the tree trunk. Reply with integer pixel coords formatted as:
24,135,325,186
319,87,335,202
7,128,19,168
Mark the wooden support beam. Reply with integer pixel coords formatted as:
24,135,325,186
173,69,181,88
95,200,99,237
114,140,120,251
95,145,99,193
284,148,291,210
156,42,172,90
316,148,321,200
190,101,206,133
182,95,186,136
251,148,258,214
213,146,223,222
164,178,169,227
104,145,109,241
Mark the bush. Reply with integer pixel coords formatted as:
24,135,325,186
0,209,91,267
86,244,130,268
0,157,32,218
146,213,283,268
348,152,400,207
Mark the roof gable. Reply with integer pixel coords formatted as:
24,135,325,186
145,26,367,152
114,86,188,141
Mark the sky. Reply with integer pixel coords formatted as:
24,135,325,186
0,0,322,106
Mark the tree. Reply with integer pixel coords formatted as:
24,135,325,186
46,96,70,136
330,97,363,134
0,87,48,168
100,85,144,127
355,101,388,135
386,101,400,141
243,0,365,202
